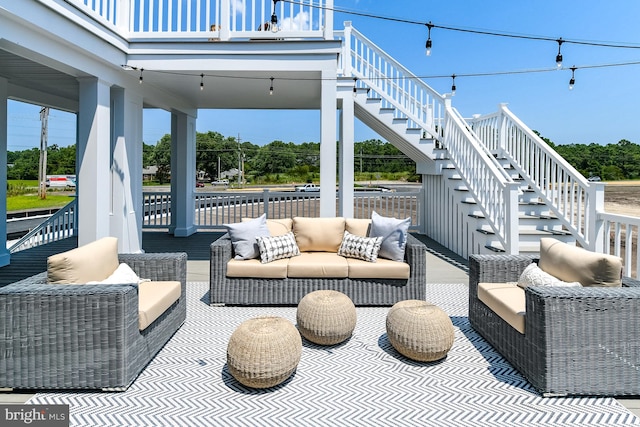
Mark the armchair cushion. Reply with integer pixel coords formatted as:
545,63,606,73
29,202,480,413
47,236,119,284
478,282,525,334
538,238,622,287
138,281,181,331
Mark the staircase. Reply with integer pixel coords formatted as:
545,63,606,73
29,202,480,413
338,23,597,257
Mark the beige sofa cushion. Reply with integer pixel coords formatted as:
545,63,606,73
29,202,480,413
47,237,119,284
478,282,526,334
293,217,346,252
345,218,371,237
287,253,348,278
538,238,622,287
347,258,410,279
266,218,293,236
138,281,181,330
226,258,288,278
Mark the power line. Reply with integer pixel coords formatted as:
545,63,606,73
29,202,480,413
281,0,640,50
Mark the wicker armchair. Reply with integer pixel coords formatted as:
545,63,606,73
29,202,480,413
0,252,187,391
469,254,640,396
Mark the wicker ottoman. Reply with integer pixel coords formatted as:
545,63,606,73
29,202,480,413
386,300,454,362
296,290,357,345
227,316,302,388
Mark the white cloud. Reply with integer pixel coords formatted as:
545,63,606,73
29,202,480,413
280,12,310,31
232,0,245,15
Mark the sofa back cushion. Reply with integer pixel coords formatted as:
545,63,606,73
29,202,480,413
293,217,345,252
241,217,293,236
47,237,119,284
538,238,622,287
345,218,371,237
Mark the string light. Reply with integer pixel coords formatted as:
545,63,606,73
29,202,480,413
270,0,279,33
451,74,456,96
200,73,204,91
569,66,577,90
353,77,358,97
556,38,564,68
269,77,274,95
425,22,433,56
139,68,144,84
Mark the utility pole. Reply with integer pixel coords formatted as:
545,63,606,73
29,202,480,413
237,133,242,187
38,107,49,199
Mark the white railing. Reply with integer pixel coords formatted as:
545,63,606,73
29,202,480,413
470,104,601,249
598,212,639,279
444,104,519,253
336,23,445,141
142,190,422,231
64,0,332,40
8,200,78,253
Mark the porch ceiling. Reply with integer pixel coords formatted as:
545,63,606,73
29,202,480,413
138,69,322,110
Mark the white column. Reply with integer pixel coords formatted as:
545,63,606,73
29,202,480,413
110,87,143,253
319,69,337,217
170,111,196,237
77,77,112,246
338,95,354,218
0,77,10,267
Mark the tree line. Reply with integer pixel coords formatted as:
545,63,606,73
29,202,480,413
7,132,640,182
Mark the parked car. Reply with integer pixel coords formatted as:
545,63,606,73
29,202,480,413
588,176,601,182
211,179,229,186
295,183,320,192
196,181,205,187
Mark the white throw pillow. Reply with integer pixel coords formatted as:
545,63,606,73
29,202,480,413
256,232,301,264
517,263,582,289
369,211,411,261
224,214,271,260
88,263,149,285
338,230,383,262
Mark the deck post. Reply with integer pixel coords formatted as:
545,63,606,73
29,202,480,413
587,182,606,252
110,87,143,253
319,68,337,217
337,83,355,218
170,111,197,237
0,77,9,267
77,77,112,246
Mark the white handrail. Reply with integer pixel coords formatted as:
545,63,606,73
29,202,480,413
336,23,445,141
470,104,600,248
8,200,78,253
598,212,639,279
444,104,519,253
64,0,329,40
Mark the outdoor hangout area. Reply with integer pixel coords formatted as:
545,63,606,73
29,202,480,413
2,217,640,425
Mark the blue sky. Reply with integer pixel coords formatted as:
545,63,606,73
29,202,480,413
7,0,640,150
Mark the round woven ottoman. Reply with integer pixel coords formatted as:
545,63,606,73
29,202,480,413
296,290,357,345
386,300,454,362
227,316,302,388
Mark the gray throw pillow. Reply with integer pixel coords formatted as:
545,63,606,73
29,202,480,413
224,214,270,260
370,211,411,261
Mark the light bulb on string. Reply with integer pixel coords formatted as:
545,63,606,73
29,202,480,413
352,77,358,98
200,73,204,91
270,0,279,33
556,38,564,68
139,68,144,84
269,77,274,95
425,22,433,56
569,66,577,90
451,74,456,96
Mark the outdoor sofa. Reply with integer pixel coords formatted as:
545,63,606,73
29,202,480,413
469,238,640,396
210,215,427,306
0,237,187,391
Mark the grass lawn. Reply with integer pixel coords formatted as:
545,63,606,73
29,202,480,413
7,194,75,212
